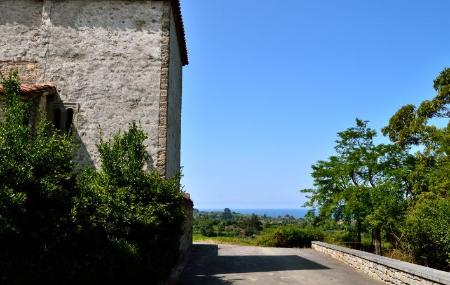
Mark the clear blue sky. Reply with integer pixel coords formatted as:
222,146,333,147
179,0,450,209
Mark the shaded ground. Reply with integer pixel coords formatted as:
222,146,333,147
178,243,384,285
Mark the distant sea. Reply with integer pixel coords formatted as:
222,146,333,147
198,208,313,218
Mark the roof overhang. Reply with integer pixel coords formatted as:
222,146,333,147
168,0,189,66
0,84,57,98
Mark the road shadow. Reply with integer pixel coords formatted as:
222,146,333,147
178,275,238,285
178,244,329,284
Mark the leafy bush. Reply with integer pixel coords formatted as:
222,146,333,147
68,123,185,283
0,73,186,284
238,214,263,236
257,226,324,248
402,193,450,271
323,230,356,244
0,72,79,284
199,221,217,237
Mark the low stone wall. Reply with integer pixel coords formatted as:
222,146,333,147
168,193,193,284
312,242,450,285
179,194,193,263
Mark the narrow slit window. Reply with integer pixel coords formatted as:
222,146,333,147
54,108,61,130
65,108,74,132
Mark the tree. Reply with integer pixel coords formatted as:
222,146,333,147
304,209,317,226
383,68,449,269
303,119,411,254
239,214,263,236
383,68,449,197
222,208,233,220
402,192,449,270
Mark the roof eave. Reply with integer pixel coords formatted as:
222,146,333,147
168,0,189,66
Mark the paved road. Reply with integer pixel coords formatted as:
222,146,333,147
178,243,384,285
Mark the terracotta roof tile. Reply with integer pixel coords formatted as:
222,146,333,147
0,83,57,97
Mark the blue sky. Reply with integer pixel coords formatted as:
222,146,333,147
179,0,450,209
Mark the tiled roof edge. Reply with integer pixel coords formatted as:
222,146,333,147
169,0,188,66
0,84,57,96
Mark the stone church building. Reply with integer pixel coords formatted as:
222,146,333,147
0,0,188,178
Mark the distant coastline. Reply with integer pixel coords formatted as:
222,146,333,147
198,208,313,218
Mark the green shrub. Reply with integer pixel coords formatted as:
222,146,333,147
323,230,356,244
70,123,186,283
199,222,216,237
402,193,450,271
0,73,186,284
257,226,324,248
0,72,79,284
238,214,263,236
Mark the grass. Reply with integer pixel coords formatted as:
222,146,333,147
193,234,257,246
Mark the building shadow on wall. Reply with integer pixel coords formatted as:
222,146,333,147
73,128,95,168
177,244,329,285
46,93,95,168
48,94,156,171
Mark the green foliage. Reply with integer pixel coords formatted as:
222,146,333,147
239,214,263,236
257,226,324,248
402,193,450,271
302,67,449,269
0,72,76,244
0,73,186,284
382,68,449,196
194,212,263,238
382,67,449,270
0,71,78,283
222,207,233,220
72,123,186,283
302,119,411,250
323,230,356,244
200,221,216,237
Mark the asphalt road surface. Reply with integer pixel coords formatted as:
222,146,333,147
178,243,384,285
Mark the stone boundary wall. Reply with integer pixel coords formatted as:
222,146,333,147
180,194,193,263
312,242,450,285
168,194,193,284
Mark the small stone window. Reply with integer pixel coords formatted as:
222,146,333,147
53,108,62,130
65,108,74,131
49,102,79,134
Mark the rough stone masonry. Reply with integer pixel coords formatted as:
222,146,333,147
312,242,450,285
0,0,188,178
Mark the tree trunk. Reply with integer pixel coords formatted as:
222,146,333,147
356,220,362,244
372,228,382,255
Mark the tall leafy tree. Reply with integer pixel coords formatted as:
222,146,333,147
383,68,449,196
303,119,411,254
383,68,449,269
222,208,233,220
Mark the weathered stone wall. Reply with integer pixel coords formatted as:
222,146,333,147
312,242,450,285
0,0,166,167
166,10,183,178
1,1,191,281
0,61,38,84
